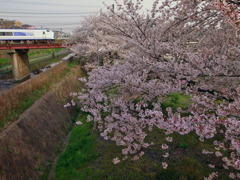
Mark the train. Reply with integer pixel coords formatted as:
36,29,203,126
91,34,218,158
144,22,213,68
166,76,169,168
0,29,55,43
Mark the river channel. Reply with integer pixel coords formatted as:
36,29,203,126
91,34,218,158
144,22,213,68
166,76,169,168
0,51,73,93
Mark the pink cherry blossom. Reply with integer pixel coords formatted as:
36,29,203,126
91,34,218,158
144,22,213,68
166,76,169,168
237,173,240,179
208,164,215,168
162,144,169,150
76,121,83,125
234,159,240,170
202,149,214,154
165,137,173,142
163,152,169,158
162,162,168,169
139,151,145,157
66,0,240,167
132,155,139,161
204,172,218,180
229,173,236,179
223,164,229,169
215,151,223,157
113,157,120,164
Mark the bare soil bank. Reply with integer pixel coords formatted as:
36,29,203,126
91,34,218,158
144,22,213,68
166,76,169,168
0,51,9,60
0,62,86,179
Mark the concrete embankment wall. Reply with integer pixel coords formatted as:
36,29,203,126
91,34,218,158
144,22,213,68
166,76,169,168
0,60,86,179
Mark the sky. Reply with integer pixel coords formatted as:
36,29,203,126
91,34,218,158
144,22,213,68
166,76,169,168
1,0,155,33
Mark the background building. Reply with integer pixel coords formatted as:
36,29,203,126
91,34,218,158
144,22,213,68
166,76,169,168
0,19,22,28
21,24,36,29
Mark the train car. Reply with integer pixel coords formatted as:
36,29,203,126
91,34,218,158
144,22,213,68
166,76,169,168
0,29,54,43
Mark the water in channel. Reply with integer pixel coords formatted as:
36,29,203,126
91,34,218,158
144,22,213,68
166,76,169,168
0,52,70,93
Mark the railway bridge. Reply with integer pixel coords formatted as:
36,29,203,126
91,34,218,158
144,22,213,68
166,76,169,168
0,42,72,81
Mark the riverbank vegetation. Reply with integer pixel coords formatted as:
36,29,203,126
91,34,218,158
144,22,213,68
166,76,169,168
0,58,10,66
0,48,64,66
0,59,82,131
28,48,63,58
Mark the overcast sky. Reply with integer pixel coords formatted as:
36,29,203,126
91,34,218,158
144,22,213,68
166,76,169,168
1,0,155,33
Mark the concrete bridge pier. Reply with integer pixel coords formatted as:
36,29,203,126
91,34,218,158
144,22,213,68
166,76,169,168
7,49,30,81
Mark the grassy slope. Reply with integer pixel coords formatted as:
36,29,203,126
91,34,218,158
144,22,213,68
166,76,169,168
0,58,10,66
0,60,81,130
53,93,236,180
28,48,63,58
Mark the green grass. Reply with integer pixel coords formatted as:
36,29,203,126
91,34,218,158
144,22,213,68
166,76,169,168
53,113,100,180
0,58,10,66
28,48,63,58
29,54,66,70
68,60,81,68
53,92,237,180
53,117,235,180
0,48,64,67
161,92,192,112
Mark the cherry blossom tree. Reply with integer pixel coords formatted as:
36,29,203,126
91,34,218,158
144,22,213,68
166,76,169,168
212,0,240,34
67,0,239,178
70,15,124,67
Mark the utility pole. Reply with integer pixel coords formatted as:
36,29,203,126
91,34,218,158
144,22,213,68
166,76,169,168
112,4,114,12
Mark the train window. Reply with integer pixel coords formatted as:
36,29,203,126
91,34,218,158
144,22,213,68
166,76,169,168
0,32,13,36
47,30,50,32
5,32,13,36
43,32,45,34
